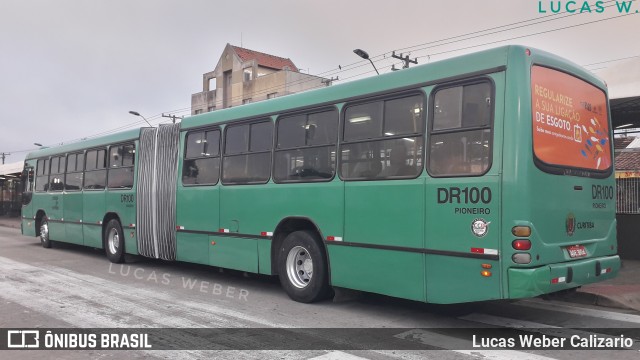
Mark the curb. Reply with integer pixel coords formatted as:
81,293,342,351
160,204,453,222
551,288,640,312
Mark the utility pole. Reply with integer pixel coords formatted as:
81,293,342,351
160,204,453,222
0,152,9,165
161,113,183,124
321,76,338,86
391,51,418,69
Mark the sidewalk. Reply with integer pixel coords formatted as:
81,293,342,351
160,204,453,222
561,258,640,312
0,215,638,311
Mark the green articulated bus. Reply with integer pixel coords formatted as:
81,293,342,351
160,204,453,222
20,45,620,304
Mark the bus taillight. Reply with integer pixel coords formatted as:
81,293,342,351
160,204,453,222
512,253,532,264
512,239,531,251
512,226,531,237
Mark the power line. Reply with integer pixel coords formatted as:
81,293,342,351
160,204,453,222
9,2,634,154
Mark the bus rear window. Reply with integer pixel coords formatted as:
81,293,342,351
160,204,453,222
531,66,611,176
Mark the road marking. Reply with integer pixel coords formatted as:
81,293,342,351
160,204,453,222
517,299,640,324
0,256,289,328
308,351,372,360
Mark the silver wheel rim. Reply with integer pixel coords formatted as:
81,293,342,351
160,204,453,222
40,221,48,243
108,228,119,254
286,245,313,289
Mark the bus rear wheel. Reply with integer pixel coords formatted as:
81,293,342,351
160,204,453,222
104,219,125,263
39,216,51,248
278,230,331,303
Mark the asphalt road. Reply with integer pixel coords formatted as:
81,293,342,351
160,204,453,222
1,226,639,359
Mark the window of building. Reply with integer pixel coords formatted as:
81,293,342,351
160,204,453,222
274,109,338,182
243,68,253,82
194,109,203,115
243,98,253,105
84,149,107,189
35,158,50,192
182,129,220,185
340,94,424,180
108,144,135,189
65,152,84,191
267,92,277,99
428,81,493,176
208,106,216,112
222,120,273,184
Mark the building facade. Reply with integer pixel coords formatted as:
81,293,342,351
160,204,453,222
191,44,329,115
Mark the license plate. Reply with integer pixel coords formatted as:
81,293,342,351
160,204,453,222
567,245,587,258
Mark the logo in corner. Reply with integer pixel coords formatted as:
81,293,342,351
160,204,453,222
471,218,490,237
566,212,576,237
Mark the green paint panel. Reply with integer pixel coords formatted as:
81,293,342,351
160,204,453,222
22,219,36,237
257,240,272,275
426,255,501,303
63,192,83,244
344,180,424,247
328,245,425,302
209,236,258,273
176,232,209,265
83,191,105,248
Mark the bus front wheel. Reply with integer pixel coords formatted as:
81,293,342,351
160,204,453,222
104,219,125,263
278,230,331,303
39,216,51,248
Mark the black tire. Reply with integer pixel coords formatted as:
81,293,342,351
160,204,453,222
39,216,52,248
104,219,125,263
277,230,331,303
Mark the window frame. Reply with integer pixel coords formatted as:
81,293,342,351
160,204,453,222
426,77,495,178
273,106,339,184
107,142,136,190
221,119,273,185
34,157,50,193
339,91,426,181
65,151,85,192
83,147,108,191
182,127,221,187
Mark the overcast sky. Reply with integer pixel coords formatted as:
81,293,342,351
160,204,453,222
0,0,637,164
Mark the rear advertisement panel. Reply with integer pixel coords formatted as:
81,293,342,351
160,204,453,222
531,66,611,176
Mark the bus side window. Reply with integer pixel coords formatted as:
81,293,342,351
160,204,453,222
65,153,84,191
222,120,272,184
108,143,136,189
428,81,493,177
182,130,220,186
84,149,107,190
35,158,50,192
341,94,424,180
274,109,338,182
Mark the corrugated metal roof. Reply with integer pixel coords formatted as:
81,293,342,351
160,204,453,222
0,162,23,176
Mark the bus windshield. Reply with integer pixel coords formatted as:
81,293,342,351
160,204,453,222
531,65,611,175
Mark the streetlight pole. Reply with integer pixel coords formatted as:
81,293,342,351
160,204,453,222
353,48,379,75
129,111,153,127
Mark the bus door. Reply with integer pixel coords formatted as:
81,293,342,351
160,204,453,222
47,156,66,240
20,163,35,236
176,129,221,265
339,94,427,302
424,76,504,304
64,153,84,245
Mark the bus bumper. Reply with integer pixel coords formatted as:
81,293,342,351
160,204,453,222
507,255,620,299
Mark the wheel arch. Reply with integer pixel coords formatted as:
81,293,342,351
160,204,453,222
271,216,330,279
35,209,46,236
102,212,122,248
